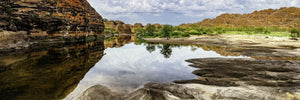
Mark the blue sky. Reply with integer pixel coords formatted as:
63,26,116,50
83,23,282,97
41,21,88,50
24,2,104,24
87,0,300,25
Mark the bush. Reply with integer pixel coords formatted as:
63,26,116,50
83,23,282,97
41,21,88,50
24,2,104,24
263,29,271,34
215,27,226,34
290,29,300,38
181,32,190,37
171,31,180,37
188,30,201,35
203,28,213,34
254,27,265,33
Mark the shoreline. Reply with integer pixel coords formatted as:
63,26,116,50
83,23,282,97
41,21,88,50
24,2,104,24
144,34,300,60
75,34,300,100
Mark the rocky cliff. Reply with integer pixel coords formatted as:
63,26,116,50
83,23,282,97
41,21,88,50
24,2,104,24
180,7,300,28
103,20,164,34
0,0,105,49
104,20,132,34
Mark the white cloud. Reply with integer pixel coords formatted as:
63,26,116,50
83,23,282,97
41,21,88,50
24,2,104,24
87,0,299,25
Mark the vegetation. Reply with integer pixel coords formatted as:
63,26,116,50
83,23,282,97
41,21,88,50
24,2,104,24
134,24,297,38
132,7,300,39
290,29,300,38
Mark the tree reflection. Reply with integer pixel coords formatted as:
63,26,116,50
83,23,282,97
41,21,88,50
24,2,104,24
191,46,197,51
160,44,172,58
146,44,156,53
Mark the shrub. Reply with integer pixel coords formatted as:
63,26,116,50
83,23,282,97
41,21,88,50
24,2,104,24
181,32,190,37
215,27,226,34
188,30,201,35
290,29,300,38
203,28,213,34
263,29,271,34
171,31,180,37
254,27,265,33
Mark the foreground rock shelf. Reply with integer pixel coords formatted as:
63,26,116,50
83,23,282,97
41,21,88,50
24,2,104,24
178,58,300,88
77,58,300,100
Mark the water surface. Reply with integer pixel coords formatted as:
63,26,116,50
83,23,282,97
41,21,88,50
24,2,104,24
65,39,247,99
0,36,248,100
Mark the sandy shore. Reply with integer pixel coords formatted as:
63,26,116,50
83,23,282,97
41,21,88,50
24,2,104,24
144,35,300,60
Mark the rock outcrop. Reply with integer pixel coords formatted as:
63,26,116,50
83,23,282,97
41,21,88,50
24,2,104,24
0,0,105,49
115,24,132,34
103,20,132,34
181,7,300,28
78,82,298,100
130,23,143,33
77,58,300,100
104,21,117,29
103,21,165,34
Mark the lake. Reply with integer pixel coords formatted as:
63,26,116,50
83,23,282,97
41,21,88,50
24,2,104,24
0,35,247,100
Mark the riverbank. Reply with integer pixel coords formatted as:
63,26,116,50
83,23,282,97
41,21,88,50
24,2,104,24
144,34,300,60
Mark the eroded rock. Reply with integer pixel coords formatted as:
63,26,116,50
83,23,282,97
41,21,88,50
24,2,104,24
0,0,105,49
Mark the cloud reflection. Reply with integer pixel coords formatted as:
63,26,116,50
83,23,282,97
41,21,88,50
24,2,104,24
64,43,247,100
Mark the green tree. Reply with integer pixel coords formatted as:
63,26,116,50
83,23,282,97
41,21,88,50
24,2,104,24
162,25,173,40
145,25,155,36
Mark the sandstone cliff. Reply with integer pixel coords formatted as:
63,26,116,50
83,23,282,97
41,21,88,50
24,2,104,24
104,20,132,34
0,0,105,49
180,7,300,28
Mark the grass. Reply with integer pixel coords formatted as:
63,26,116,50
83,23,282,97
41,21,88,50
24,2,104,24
223,31,291,37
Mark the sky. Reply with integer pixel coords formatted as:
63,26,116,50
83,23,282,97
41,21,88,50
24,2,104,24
87,0,300,25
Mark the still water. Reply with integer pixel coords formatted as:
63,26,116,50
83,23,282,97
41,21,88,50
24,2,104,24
0,36,247,100
65,36,247,99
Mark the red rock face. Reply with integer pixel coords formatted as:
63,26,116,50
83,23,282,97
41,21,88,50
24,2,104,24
181,7,300,28
0,0,104,37
0,0,105,49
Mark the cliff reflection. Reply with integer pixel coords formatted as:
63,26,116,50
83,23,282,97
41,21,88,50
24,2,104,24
0,41,105,100
104,35,135,48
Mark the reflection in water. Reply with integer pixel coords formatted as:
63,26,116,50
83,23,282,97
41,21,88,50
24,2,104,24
0,41,105,100
65,39,247,99
0,35,255,100
104,35,135,48
145,44,156,53
159,44,172,58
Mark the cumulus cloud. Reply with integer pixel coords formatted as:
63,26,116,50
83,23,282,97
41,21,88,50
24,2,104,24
87,0,299,25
